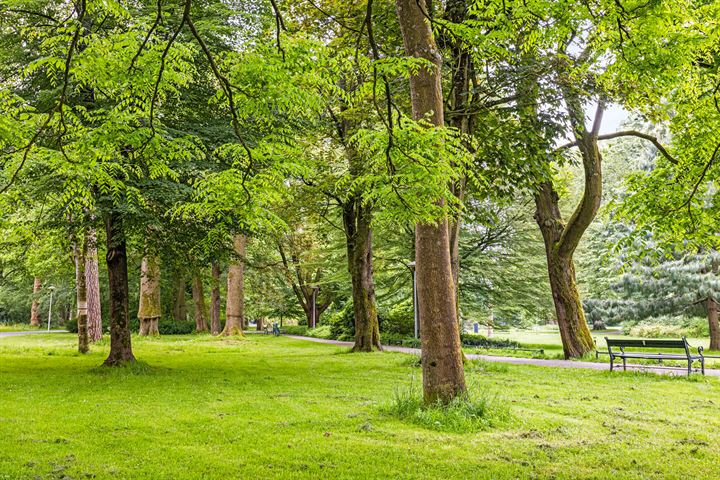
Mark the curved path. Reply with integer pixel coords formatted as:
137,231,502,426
285,335,720,377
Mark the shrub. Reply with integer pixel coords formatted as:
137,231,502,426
281,325,308,335
307,325,334,339
380,300,414,335
327,302,354,340
460,333,519,349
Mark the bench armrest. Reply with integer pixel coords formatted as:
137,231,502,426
698,346,704,358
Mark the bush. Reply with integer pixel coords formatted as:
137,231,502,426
327,302,354,340
625,316,709,339
380,299,414,336
460,333,519,349
67,318,195,335
381,333,421,348
306,325,334,339
281,325,308,335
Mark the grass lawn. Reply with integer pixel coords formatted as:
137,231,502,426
0,324,39,332
1,334,719,479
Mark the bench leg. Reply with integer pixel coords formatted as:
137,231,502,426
609,355,614,372
687,360,692,376
702,358,705,375
622,357,626,371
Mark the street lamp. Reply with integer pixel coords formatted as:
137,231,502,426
407,261,419,339
46,285,55,332
310,286,320,329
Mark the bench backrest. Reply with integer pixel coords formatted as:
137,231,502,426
605,337,689,354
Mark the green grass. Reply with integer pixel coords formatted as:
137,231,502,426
1,334,720,479
0,323,40,332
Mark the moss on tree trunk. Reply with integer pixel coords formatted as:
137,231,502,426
138,253,161,337
103,210,135,366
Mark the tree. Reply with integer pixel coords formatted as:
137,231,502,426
395,0,466,404
192,270,209,333
138,253,161,336
84,228,102,341
222,235,246,336
29,277,42,327
210,261,222,335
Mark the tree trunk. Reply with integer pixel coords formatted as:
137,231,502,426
192,272,208,332
103,211,135,366
138,254,161,336
172,275,187,322
74,239,89,354
707,297,720,350
256,317,263,331
343,201,382,352
29,277,42,327
210,262,221,335
534,183,595,358
223,235,246,336
84,228,102,342
396,0,466,405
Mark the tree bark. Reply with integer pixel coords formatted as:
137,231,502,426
138,253,161,336
84,228,102,342
223,235,246,336
256,317,264,331
396,0,466,404
210,262,221,335
192,271,208,332
29,277,42,327
74,238,89,354
103,210,135,365
534,183,595,358
708,297,720,350
172,275,187,322
343,201,382,352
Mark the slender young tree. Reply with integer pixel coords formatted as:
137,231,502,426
29,277,42,327
192,271,209,332
74,236,89,353
210,261,222,335
395,0,466,404
138,254,161,336
172,275,188,322
85,228,102,341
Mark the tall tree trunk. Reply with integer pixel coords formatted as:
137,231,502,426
223,235,246,336
103,211,135,366
343,201,382,352
396,0,466,404
138,254,161,336
84,228,102,342
210,262,221,335
706,297,720,351
172,275,187,322
256,317,264,331
192,272,208,332
74,239,89,354
29,277,42,327
534,183,595,358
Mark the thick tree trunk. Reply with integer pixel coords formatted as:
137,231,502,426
192,272,208,332
138,254,161,336
534,183,595,358
256,317,264,331
84,228,102,342
396,0,466,404
29,277,42,327
103,211,135,365
344,202,382,352
707,297,720,350
74,239,89,354
223,235,246,336
172,275,187,322
210,262,221,335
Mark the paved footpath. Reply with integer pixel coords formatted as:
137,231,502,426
0,330,66,338
285,335,720,377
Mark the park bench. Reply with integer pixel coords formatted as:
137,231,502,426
605,337,705,376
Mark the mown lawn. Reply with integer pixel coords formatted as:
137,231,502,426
1,334,719,479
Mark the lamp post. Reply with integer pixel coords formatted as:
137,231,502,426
311,286,320,329
408,261,418,339
46,285,55,332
